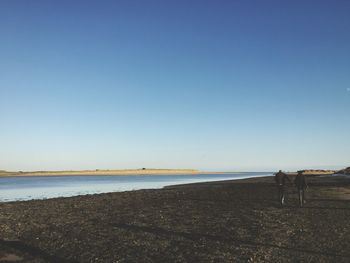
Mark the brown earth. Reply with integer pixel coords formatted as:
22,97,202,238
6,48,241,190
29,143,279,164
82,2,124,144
0,175,349,262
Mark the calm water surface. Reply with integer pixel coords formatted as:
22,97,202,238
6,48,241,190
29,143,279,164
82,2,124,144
0,172,272,202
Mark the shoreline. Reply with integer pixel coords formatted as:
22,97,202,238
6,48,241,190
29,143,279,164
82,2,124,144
0,172,273,203
0,169,337,178
0,174,349,262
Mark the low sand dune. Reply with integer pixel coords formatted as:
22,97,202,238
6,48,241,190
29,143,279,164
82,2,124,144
0,169,199,177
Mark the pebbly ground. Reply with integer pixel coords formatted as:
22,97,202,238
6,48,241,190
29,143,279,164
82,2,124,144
0,175,349,262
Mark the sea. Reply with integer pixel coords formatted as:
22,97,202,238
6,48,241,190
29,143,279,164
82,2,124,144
0,172,272,202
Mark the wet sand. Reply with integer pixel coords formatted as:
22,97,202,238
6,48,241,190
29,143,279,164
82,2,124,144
0,175,349,262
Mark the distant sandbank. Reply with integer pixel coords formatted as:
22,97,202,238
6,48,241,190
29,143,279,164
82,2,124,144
0,168,341,177
0,169,200,177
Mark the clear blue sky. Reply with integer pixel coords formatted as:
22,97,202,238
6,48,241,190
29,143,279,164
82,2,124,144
1,0,349,171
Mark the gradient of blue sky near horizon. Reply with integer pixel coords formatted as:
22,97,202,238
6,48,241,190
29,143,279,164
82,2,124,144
0,0,349,171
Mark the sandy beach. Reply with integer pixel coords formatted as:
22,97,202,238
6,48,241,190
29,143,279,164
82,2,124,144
0,169,199,177
0,175,349,262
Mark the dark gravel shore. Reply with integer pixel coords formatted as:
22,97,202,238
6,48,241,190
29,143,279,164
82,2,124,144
0,175,349,262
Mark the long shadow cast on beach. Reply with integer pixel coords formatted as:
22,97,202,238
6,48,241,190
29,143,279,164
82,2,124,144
0,239,77,263
112,223,349,259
